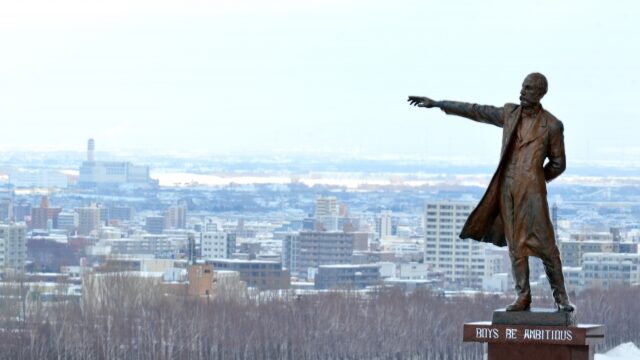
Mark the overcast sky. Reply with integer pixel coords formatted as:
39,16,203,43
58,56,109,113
1,0,638,165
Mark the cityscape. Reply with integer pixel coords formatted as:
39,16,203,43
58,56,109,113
2,0,639,358
0,139,639,358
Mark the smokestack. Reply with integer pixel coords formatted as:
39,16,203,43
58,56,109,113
87,138,95,162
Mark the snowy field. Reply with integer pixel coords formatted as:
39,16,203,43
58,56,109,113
596,342,640,360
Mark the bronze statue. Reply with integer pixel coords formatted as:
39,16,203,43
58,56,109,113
408,73,574,312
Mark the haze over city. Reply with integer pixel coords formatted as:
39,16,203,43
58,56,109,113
1,0,640,166
1,1,640,359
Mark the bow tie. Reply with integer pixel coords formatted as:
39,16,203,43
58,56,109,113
522,104,542,117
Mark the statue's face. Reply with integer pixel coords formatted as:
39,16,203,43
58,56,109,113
519,75,545,108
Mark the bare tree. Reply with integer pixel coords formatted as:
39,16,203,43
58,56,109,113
0,276,637,360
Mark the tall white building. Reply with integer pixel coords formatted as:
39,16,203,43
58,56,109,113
424,201,501,289
0,238,4,272
201,232,234,260
0,223,27,272
283,231,365,279
57,211,79,233
76,206,102,235
377,211,392,239
166,203,187,229
315,195,338,231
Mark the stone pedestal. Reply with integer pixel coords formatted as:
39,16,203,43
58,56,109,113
463,309,604,360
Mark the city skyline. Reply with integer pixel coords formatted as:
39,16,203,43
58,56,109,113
2,3,640,358
1,0,639,165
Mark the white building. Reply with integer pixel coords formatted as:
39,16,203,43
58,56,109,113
582,253,640,288
166,203,187,229
0,223,27,272
424,201,502,289
377,211,392,239
315,195,338,231
0,238,4,272
76,206,101,235
559,238,615,267
201,232,233,259
57,211,79,233
398,262,429,279
79,161,150,186
378,262,396,278
562,266,584,290
108,235,173,256
482,272,510,293
78,139,153,187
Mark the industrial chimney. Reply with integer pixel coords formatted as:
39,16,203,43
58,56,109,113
87,138,95,162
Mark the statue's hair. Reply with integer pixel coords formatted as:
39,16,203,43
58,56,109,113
527,72,548,95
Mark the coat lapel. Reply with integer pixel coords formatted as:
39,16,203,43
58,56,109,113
518,110,547,146
501,106,521,155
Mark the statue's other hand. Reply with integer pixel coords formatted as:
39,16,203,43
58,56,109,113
407,96,437,108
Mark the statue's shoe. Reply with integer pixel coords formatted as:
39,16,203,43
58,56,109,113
557,302,575,312
505,300,531,312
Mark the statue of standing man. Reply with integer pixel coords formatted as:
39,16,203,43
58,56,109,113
409,73,574,312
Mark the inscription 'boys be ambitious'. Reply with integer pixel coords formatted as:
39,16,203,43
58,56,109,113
474,327,574,342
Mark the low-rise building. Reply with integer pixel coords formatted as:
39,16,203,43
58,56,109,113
206,259,290,290
582,253,640,288
559,239,614,267
283,231,358,279
314,264,381,290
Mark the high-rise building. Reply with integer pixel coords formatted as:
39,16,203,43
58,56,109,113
315,195,338,231
76,206,101,235
424,201,502,289
57,211,79,233
166,203,187,229
30,196,62,230
283,231,357,279
99,207,109,225
0,238,4,273
145,216,165,234
201,231,235,259
376,211,392,239
0,223,27,272
0,186,14,222
12,200,31,222
87,138,95,161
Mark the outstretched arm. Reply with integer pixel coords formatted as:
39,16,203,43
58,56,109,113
407,96,505,128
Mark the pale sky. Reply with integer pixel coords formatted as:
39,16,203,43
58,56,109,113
1,0,639,165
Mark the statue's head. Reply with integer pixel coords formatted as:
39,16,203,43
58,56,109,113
520,72,548,108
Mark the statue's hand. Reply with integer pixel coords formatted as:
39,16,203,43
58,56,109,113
407,96,438,108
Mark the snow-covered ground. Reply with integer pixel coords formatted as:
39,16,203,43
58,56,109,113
596,342,640,360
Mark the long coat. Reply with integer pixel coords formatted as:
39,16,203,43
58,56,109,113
438,101,566,256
